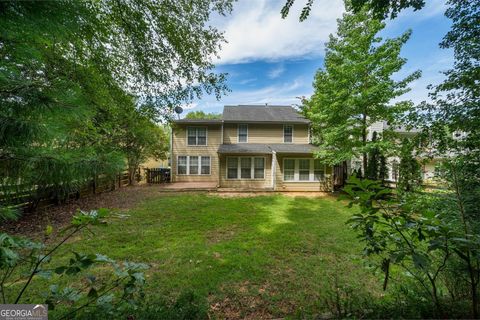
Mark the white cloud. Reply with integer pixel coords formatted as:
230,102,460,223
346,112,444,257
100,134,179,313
213,0,344,64
192,78,311,113
268,64,285,79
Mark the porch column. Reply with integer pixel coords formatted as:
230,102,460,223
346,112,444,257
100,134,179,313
271,151,276,190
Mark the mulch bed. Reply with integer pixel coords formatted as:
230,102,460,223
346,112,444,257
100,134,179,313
0,184,167,237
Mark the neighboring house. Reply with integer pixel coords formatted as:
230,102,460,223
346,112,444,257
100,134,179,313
349,121,443,184
171,105,333,191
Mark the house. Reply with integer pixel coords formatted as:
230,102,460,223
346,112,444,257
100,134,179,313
170,105,333,191
349,121,442,185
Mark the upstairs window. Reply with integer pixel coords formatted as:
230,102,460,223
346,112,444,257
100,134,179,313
284,125,293,143
187,127,207,146
238,124,248,143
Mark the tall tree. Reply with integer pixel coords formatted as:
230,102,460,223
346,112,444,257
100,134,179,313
303,6,420,174
0,0,231,212
418,2,480,316
281,0,426,21
117,105,169,185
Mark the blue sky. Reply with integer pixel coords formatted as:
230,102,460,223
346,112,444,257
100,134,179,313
186,0,452,116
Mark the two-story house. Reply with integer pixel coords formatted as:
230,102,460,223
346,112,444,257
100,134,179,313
170,105,333,191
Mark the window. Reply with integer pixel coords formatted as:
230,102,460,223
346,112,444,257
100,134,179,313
299,159,310,181
189,156,198,175
187,127,207,146
314,159,325,181
284,159,295,181
177,156,187,175
238,124,248,143
226,157,265,180
254,157,265,179
227,157,238,179
283,158,327,182
177,156,210,175
201,156,210,175
240,157,252,179
284,125,293,143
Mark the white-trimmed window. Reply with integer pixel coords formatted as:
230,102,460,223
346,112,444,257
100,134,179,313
177,156,210,175
189,156,199,174
299,159,310,181
240,157,252,179
187,127,207,146
238,124,248,143
254,158,265,179
227,157,238,179
201,156,211,174
226,157,265,180
284,159,295,181
178,156,187,175
284,125,293,143
283,158,327,182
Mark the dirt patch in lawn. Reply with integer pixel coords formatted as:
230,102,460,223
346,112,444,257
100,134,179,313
1,184,174,237
210,281,296,319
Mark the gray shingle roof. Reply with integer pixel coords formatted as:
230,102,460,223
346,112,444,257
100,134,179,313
222,105,310,123
269,144,319,153
218,143,318,154
218,144,273,154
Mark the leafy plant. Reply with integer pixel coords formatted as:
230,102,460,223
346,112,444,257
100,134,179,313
0,209,148,319
342,176,452,315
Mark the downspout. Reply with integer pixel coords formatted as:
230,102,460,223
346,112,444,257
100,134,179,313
169,125,173,182
271,150,276,191
218,121,224,188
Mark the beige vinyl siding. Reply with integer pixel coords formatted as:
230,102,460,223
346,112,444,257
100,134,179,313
171,124,221,183
219,154,273,189
274,154,333,191
223,124,309,144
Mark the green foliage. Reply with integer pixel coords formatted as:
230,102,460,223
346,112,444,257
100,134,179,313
0,209,148,318
281,0,426,21
397,139,423,193
343,175,480,318
365,131,388,181
116,105,169,185
1,0,230,211
302,6,420,170
184,111,222,119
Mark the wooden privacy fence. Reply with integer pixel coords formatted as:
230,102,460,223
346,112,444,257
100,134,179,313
1,171,132,213
145,168,170,184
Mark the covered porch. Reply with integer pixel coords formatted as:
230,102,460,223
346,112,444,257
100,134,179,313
217,143,333,191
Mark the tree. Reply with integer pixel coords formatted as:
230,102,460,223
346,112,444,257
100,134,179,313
0,0,231,210
302,6,420,175
397,139,423,193
184,111,222,119
117,105,169,185
417,1,480,316
281,0,426,21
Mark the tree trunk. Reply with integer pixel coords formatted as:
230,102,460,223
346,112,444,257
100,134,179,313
128,166,137,186
362,114,368,178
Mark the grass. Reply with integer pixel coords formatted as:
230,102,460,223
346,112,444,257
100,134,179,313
15,193,381,318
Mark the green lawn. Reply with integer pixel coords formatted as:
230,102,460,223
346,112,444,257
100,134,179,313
24,193,381,318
